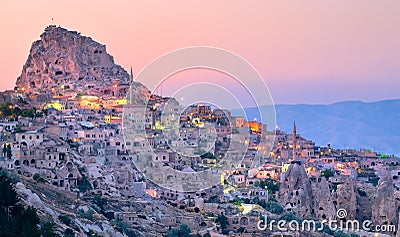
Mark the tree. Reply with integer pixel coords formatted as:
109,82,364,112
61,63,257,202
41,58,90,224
257,178,280,194
15,126,24,133
0,102,13,117
0,173,43,237
0,174,19,210
33,173,45,182
13,107,22,117
200,152,215,159
21,108,36,118
167,224,191,237
167,228,180,237
179,224,190,237
6,144,12,159
215,214,228,230
40,222,60,237
237,226,245,233
59,215,72,226
263,200,284,215
321,169,334,180
76,92,84,99
113,220,128,234
369,177,379,186
2,144,6,157
18,206,41,237
17,97,27,105
231,199,241,206
64,228,74,237
77,174,92,193
77,209,94,221
40,109,48,117
92,195,107,212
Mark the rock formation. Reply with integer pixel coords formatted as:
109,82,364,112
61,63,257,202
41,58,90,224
278,162,314,218
355,182,375,222
372,173,397,226
15,25,149,100
312,177,337,220
334,179,358,221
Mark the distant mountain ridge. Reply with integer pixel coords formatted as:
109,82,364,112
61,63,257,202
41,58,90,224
242,99,400,156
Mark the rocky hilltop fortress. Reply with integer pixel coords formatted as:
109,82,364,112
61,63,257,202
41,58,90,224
15,25,149,103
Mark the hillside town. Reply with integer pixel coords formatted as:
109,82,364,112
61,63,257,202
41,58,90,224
0,26,399,237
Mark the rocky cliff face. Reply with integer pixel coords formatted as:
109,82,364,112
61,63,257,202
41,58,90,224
372,173,397,226
15,25,149,100
312,177,337,220
334,180,359,220
278,163,314,218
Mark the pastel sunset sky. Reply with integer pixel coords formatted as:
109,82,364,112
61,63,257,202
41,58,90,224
0,1,399,104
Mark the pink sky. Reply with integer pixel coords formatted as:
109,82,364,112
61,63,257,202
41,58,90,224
0,1,399,104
